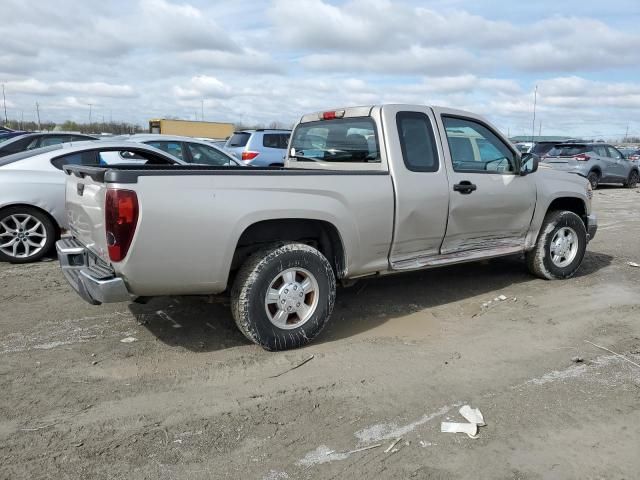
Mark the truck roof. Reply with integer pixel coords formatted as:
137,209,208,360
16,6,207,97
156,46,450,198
298,104,484,124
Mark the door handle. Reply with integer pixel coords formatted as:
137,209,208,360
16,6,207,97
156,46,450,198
453,181,477,194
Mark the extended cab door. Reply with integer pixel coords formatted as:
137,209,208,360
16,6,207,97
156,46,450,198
381,105,450,269
433,109,536,255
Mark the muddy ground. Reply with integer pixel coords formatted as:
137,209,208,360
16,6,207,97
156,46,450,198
1,187,639,480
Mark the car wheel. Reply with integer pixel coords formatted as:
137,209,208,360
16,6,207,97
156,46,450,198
0,206,57,264
623,170,639,188
586,171,600,189
526,210,587,280
231,242,336,351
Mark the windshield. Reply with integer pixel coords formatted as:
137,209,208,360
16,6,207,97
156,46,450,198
531,143,556,155
290,117,380,163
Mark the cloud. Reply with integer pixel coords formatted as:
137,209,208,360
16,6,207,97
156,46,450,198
5,79,137,98
173,76,233,99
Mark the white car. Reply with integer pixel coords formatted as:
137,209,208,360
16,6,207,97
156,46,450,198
109,134,242,166
0,141,184,263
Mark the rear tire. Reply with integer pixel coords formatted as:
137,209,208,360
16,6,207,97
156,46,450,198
0,206,57,264
587,171,600,190
623,170,639,188
231,242,336,351
526,210,587,280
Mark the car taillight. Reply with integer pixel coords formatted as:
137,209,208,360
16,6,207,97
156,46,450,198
573,154,590,161
629,154,640,161
241,151,259,161
105,189,138,262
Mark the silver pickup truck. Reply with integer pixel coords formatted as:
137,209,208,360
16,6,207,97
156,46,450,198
57,104,597,350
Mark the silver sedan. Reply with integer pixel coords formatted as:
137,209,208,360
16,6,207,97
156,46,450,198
0,141,184,263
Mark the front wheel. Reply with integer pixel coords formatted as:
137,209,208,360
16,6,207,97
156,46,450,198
526,210,587,280
623,170,639,188
231,243,336,351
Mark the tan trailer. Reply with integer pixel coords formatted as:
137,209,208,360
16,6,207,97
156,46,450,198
149,119,234,139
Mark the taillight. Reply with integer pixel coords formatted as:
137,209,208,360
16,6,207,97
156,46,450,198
573,154,590,161
629,154,639,161
321,110,345,120
105,189,138,262
241,151,259,161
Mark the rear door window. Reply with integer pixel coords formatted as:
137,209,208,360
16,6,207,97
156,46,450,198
396,112,438,172
227,132,250,147
185,143,233,166
145,141,184,160
593,145,607,157
262,133,290,149
290,117,380,163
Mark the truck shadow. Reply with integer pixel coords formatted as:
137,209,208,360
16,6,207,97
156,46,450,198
129,251,613,352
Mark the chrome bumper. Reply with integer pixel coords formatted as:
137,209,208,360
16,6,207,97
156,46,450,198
587,214,597,241
56,238,131,305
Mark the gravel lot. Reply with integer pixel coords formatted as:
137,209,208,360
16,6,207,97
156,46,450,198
1,187,639,480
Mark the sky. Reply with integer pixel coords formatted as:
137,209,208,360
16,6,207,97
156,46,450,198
1,0,639,138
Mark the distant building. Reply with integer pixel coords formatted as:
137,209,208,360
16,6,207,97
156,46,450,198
149,119,235,139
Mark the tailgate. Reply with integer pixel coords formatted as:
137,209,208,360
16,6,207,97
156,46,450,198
63,167,110,262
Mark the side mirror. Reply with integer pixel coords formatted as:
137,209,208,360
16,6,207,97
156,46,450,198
520,153,539,176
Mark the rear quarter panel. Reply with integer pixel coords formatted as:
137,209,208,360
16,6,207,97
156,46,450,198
114,172,394,296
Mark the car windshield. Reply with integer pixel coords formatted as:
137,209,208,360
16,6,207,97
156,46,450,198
290,117,380,163
547,145,588,156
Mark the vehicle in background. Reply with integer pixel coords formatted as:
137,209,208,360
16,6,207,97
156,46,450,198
224,129,291,166
617,146,640,160
542,142,639,189
0,132,98,158
514,142,532,153
0,130,31,143
109,134,241,166
0,142,183,263
58,104,596,351
148,119,235,139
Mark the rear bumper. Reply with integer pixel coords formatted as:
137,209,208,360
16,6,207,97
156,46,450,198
586,214,597,241
56,238,132,305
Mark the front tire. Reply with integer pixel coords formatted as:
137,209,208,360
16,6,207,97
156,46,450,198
526,210,587,280
0,206,57,264
623,170,639,188
231,243,336,351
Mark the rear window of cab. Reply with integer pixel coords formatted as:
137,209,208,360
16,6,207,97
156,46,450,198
290,117,380,163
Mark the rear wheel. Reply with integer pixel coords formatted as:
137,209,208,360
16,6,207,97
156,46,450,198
0,206,57,264
526,210,587,280
231,242,336,351
587,171,600,189
623,170,639,188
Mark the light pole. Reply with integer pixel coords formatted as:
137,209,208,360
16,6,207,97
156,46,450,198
88,103,93,127
2,84,7,125
201,99,204,122
531,85,538,144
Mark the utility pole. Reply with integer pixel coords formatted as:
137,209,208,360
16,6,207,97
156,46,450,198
201,99,204,122
531,84,538,144
2,84,7,125
88,103,93,126
35,102,41,130
538,121,542,137
20,111,23,130
624,124,629,142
